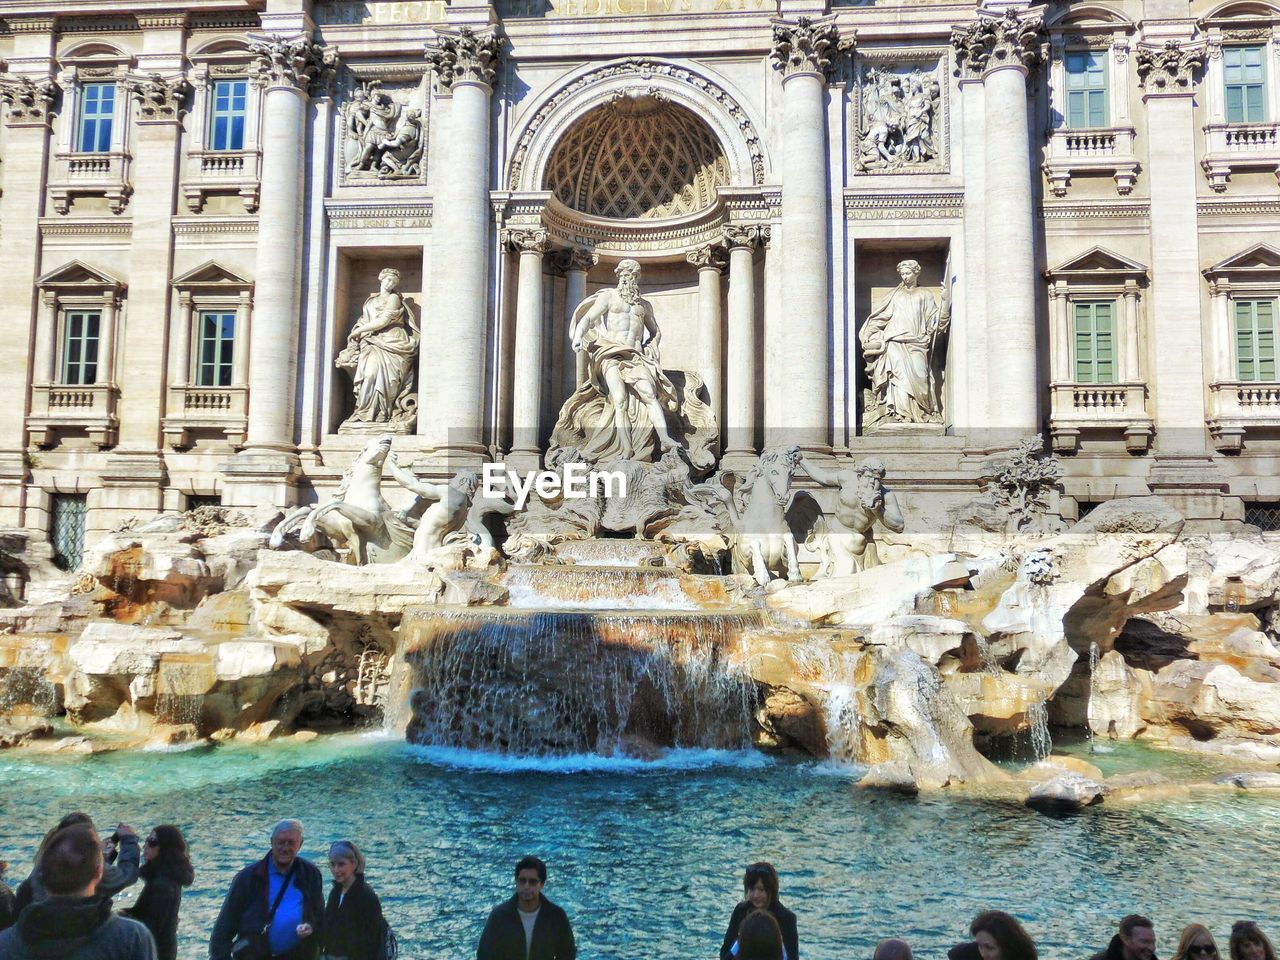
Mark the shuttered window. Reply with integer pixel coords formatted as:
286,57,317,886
196,311,236,387
1224,46,1267,123
1235,299,1277,382
1074,301,1116,384
1065,51,1108,128
61,311,101,386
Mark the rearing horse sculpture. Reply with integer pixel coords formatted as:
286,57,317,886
715,445,803,587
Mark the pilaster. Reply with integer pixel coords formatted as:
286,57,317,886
506,227,549,466
722,224,766,468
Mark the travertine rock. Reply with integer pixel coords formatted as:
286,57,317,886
1025,773,1104,811
857,760,920,794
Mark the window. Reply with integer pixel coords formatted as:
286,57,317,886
1246,502,1280,530
186,494,222,510
196,311,236,387
50,494,88,571
76,82,115,153
1073,301,1115,383
61,311,101,386
1224,45,1267,123
1235,299,1277,382
1065,51,1108,128
209,79,248,151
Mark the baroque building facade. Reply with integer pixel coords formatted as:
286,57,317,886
1,0,1279,566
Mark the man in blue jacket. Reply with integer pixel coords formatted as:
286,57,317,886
209,819,325,960
477,856,576,960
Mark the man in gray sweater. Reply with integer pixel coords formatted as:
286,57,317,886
0,824,156,960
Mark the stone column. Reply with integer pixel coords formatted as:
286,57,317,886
223,35,335,507
425,27,502,463
0,39,57,529
1048,284,1069,383
723,224,766,466
34,291,59,385
1122,283,1141,383
233,292,252,387
507,228,548,464
952,8,1044,446
562,248,596,395
98,296,118,386
687,244,726,427
955,74,987,435
769,17,846,453
172,292,194,387
1136,38,1222,512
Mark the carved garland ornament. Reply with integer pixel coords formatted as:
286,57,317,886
769,17,851,80
426,26,503,90
1135,40,1204,91
0,74,58,125
507,59,766,192
950,9,1046,78
249,35,339,96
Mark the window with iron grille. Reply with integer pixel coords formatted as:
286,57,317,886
1245,502,1280,531
186,494,221,510
1076,500,1103,520
77,82,116,153
61,311,101,386
50,494,88,571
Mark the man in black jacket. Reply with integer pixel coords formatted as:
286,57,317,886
209,819,325,960
1090,915,1159,960
477,856,576,960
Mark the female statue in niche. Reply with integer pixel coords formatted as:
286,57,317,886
337,267,420,433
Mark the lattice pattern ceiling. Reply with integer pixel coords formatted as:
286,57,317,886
543,97,730,221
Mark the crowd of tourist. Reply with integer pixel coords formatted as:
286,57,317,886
0,813,1275,960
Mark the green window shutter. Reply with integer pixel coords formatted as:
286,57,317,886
1245,83,1265,122
1237,300,1258,381
1067,90,1085,128
1094,302,1115,384
1259,301,1276,381
1074,304,1093,383
1226,85,1244,123
1088,89,1106,127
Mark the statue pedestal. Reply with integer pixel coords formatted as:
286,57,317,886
864,421,947,438
337,419,414,436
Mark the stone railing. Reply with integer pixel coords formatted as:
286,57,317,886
1043,126,1139,197
1208,379,1280,451
1049,380,1152,453
27,382,119,447
49,150,132,214
163,384,248,449
183,148,262,213
1202,121,1280,191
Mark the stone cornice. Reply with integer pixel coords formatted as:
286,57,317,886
125,72,191,122
5,16,55,34
844,189,963,220
950,8,1046,80
1135,39,1204,93
1039,200,1150,220
249,34,339,97
40,217,133,240
324,199,433,230
0,73,57,126
504,227,549,254
769,16,851,82
134,13,187,30
426,26,503,90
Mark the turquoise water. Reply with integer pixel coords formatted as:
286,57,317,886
2,736,1278,960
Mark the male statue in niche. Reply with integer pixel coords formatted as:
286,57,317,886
858,257,951,428
555,258,682,462
336,267,420,433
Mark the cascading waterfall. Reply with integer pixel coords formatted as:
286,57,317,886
1086,640,1100,752
400,608,763,756
0,666,58,716
790,640,864,761
153,657,213,727
1026,699,1052,762
499,566,735,612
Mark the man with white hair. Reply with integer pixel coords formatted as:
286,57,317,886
209,819,325,960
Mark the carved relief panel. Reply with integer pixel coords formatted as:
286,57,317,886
338,75,429,186
852,53,948,175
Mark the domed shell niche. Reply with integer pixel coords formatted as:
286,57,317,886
542,94,731,221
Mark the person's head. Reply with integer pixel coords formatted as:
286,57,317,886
742,861,779,911
378,267,401,293
328,840,365,888
874,939,914,960
615,259,641,300
1174,925,1219,960
1120,916,1158,960
896,259,922,286
142,825,194,886
38,825,103,897
1230,923,1277,960
738,908,784,960
270,819,304,871
34,812,97,864
970,911,1038,960
514,855,547,909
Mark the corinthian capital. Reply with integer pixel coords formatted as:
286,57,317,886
126,73,192,122
950,8,1046,80
427,27,504,90
504,228,549,254
686,245,727,270
769,17,852,81
1135,40,1205,92
722,223,769,250
249,35,339,96
0,74,57,126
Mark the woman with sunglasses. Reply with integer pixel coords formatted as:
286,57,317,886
320,840,386,960
1173,924,1221,960
1230,922,1277,960
719,862,798,960
121,825,193,960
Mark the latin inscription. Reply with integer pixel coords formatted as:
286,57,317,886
499,0,770,17
315,2,448,26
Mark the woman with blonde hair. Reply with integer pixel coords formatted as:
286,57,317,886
1172,924,1221,960
319,840,386,960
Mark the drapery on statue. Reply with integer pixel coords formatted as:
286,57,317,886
550,259,717,471
800,455,905,575
858,256,951,428
336,268,420,433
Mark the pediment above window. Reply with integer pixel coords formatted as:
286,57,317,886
1046,246,1148,284
1204,243,1280,284
171,261,253,293
36,259,125,294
